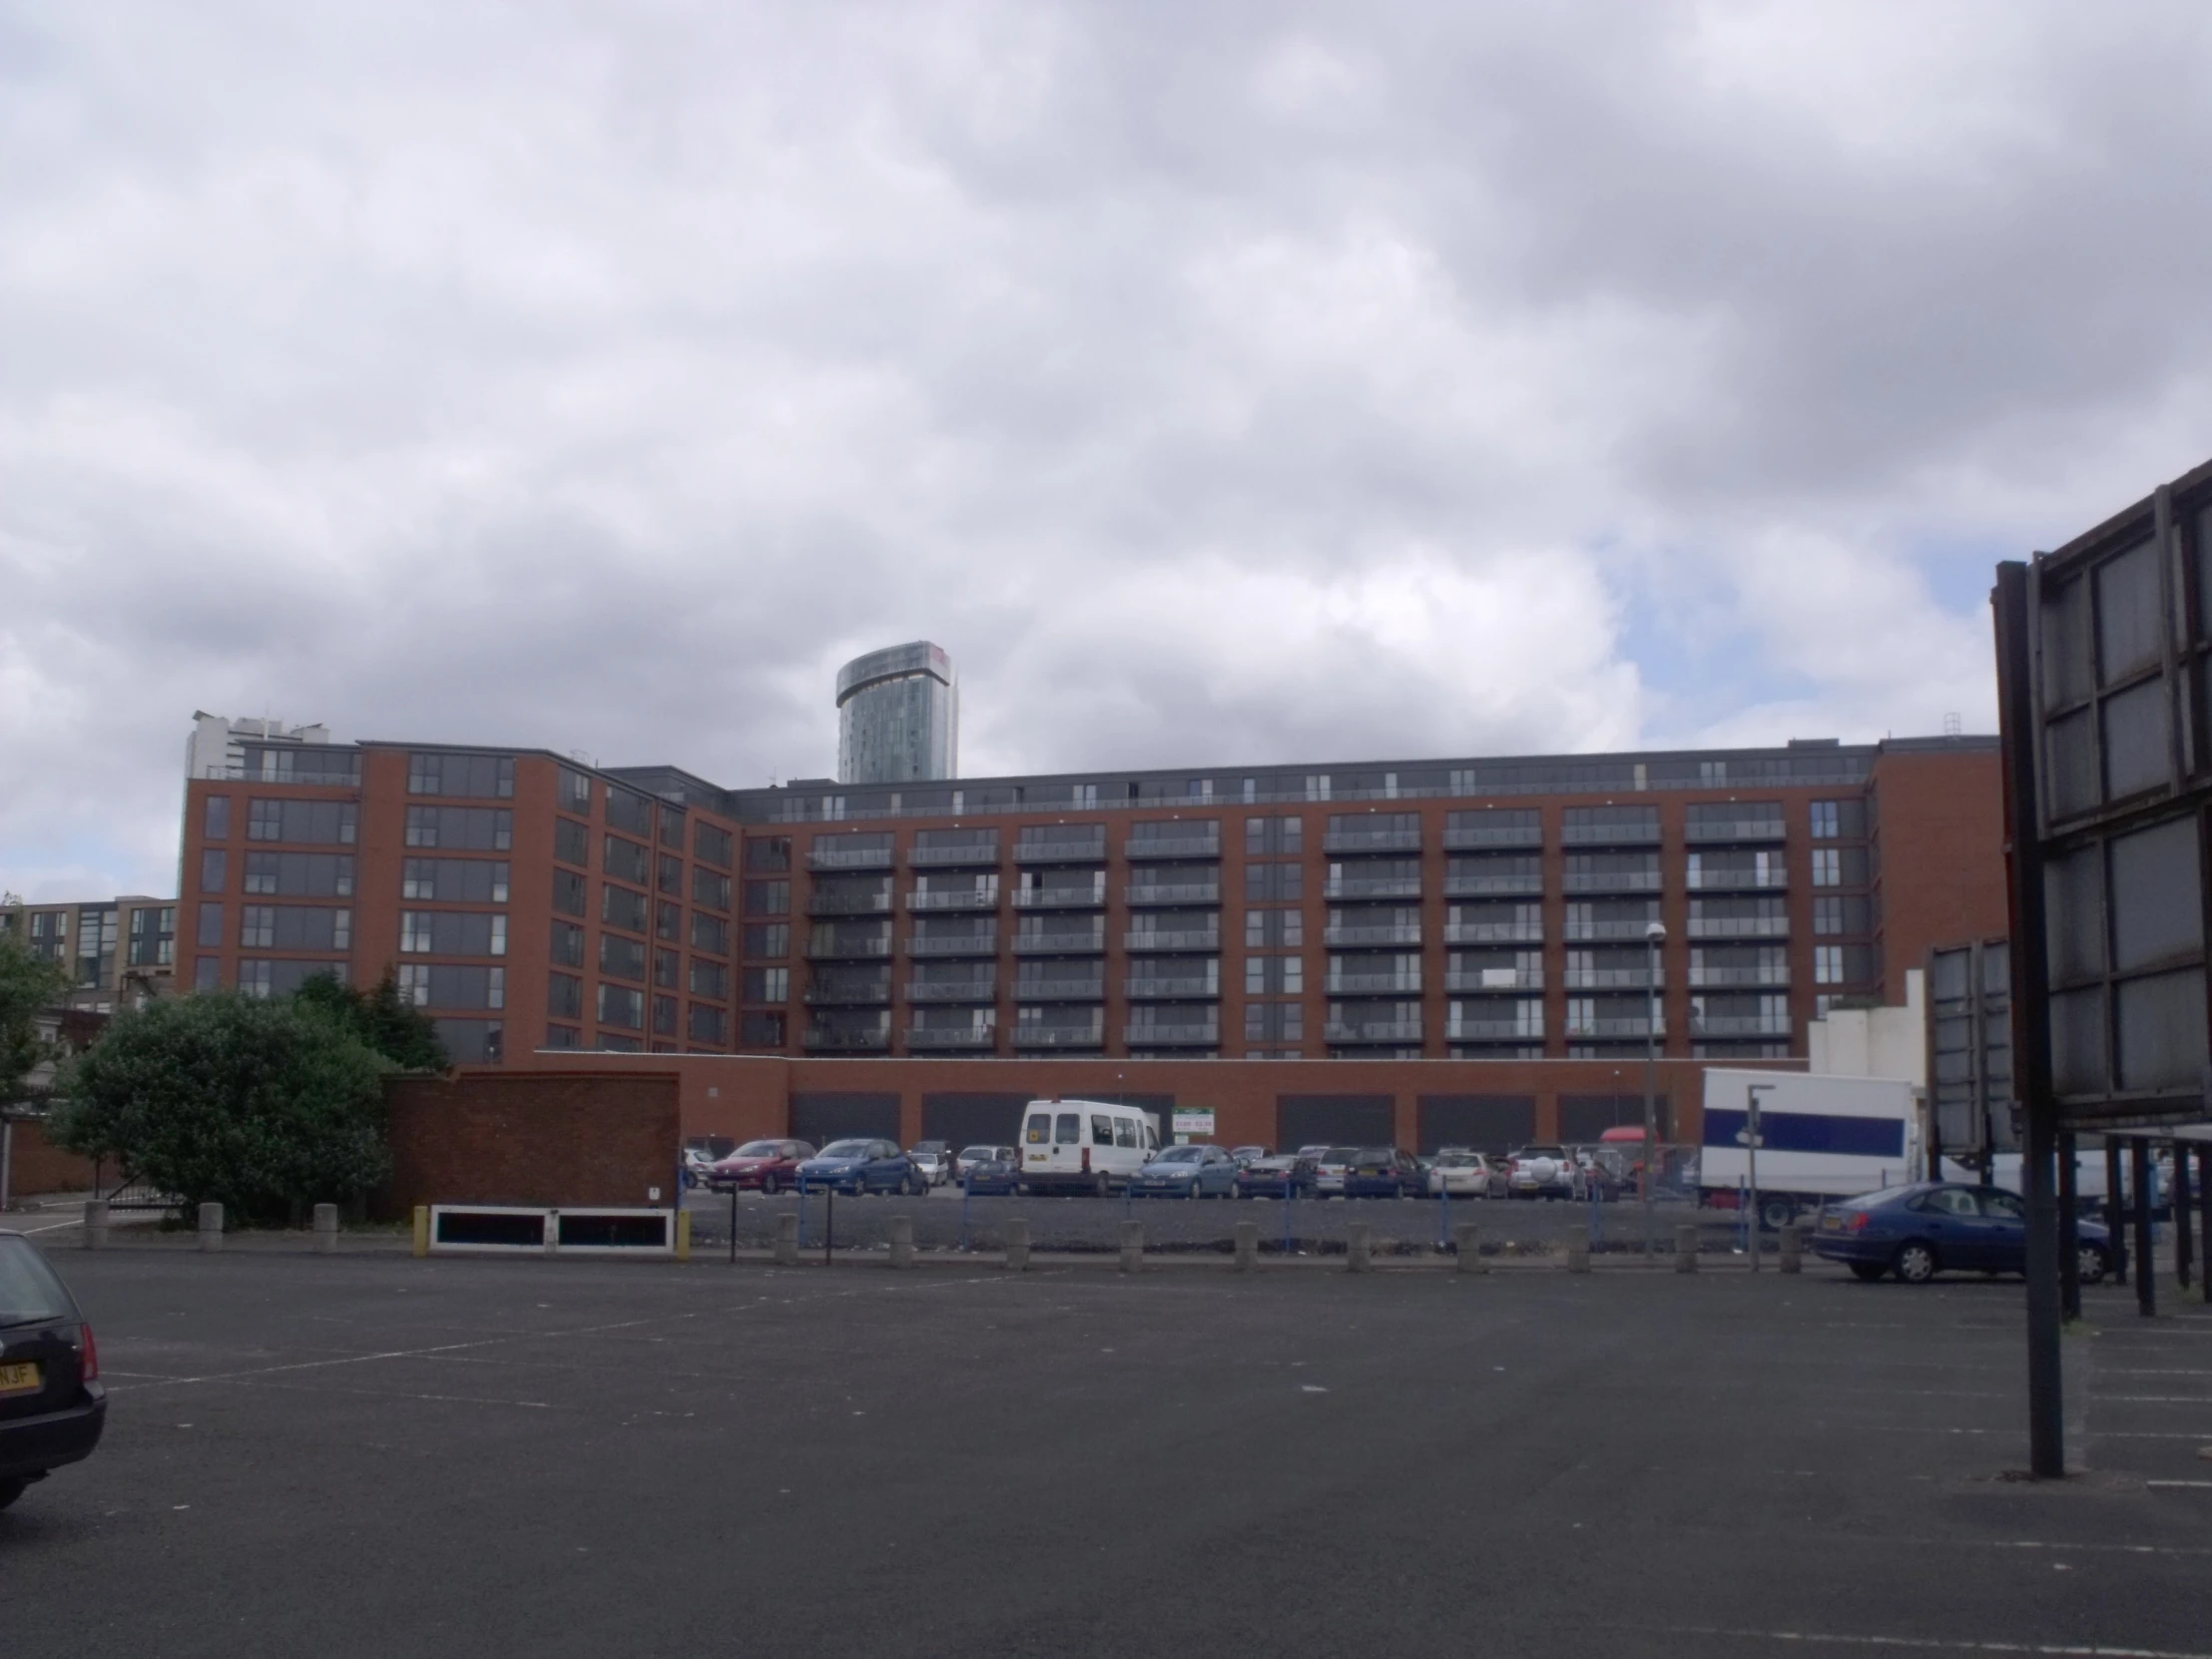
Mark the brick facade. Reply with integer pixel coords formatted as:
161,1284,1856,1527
376,1070,681,1217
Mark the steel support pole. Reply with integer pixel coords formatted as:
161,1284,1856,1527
2057,1132,2081,1322
2200,1144,2212,1304
1642,926,1661,1261
2174,1140,2193,1293
2105,1138,2127,1285
2131,1139,2156,1317
1994,560,2065,1478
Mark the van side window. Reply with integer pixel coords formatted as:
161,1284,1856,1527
1145,1123,1159,1151
1091,1114,1113,1146
1114,1118,1136,1149
1026,1114,1051,1145
1055,1113,1080,1144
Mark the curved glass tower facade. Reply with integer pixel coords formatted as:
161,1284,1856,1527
836,642,958,785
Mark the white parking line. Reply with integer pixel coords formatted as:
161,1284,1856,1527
1643,1624,2211,1656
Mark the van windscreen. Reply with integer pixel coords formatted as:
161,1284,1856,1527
1025,1114,1050,1145
1054,1113,1080,1144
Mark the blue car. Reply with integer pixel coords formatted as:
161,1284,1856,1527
1811,1183,2111,1285
958,1145,1021,1196
795,1139,927,1197
1128,1145,1239,1199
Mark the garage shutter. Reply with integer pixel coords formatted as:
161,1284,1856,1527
1415,1095,1535,1154
790,1091,900,1147
1276,1094,1393,1151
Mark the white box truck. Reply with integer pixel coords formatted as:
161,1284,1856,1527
1699,1069,1922,1229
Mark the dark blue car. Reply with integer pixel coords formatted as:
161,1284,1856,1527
958,1145,1021,1196
1811,1183,2111,1285
795,1139,927,1197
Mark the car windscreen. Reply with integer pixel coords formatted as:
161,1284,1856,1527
1326,1148,1359,1162
1152,1148,1201,1163
1830,1189,1904,1211
734,1141,784,1157
820,1140,872,1158
1436,1154,1477,1167
913,1142,947,1153
0,1239,79,1326
1353,1147,1394,1164
959,1147,999,1162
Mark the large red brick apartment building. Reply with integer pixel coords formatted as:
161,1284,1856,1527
175,720,2004,1153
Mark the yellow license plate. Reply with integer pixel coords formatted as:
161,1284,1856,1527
0,1361,39,1392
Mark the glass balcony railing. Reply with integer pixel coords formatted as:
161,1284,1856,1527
1010,1025,1105,1049
1121,1023,1219,1046
802,980,892,1005
1684,819,1787,844
903,978,997,1001
908,842,1002,867
1684,867,1788,891
1444,969,1544,991
1686,964,1790,987
806,890,892,915
1325,921,1421,946
1442,872,1542,897
1125,881,1220,905
1560,823,1660,846
1325,972,1422,995
904,1026,997,1049
1686,916,1791,939
808,845,893,870
1125,976,1220,999
1561,968,1663,989
1124,929,1220,952
1441,921,1537,944
1011,977,1105,1001
904,932,997,956
1442,824,1542,849
1446,1016,1545,1041
1014,928,1107,954
1013,832,1106,862
802,934,891,959
1322,875,1421,900
1689,1014,1793,1037
1563,1016,1664,1038
1563,919,1662,941
1323,1020,1423,1043
1561,869,1661,894
1322,828,1422,852
801,1026,891,1051
905,888,1000,911
1124,832,1220,859
1012,887,1105,909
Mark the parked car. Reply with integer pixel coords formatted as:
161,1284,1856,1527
1129,1144,1240,1199
1812,1183,2112,1285
1506,1146,1578,1201
1567,1145,1630,1201
908,1140,954,1187
1236,1154,1318,1199
797,1139,927,1197
0,1232,105,1511
1309,1147,1360,1197
707,1140,817,1195
681,1137,736,1188
958,1146,1022,1195
1343,1147,1425,1199
1427,1151,1499,1198
1229,1146,1269,1168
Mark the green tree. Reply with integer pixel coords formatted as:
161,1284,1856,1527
291,968,447,1071
0,929,71,1107
50,992,393,1221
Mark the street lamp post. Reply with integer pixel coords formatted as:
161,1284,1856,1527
1642,919,1666,1261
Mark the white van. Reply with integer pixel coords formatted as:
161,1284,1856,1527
1017,1098,1161,1195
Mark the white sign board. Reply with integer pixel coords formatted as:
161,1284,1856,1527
1172,1109,1216,1136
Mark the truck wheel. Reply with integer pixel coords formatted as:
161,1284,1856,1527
1893,1241,1938,1285
1758,1195,1796,1231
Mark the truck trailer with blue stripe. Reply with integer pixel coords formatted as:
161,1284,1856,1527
1699,1069,1923,1228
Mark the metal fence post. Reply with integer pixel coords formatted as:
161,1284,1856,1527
2132,1138,2156,1319
959,1175,972,1253
197,1202,224,1252
729,1187,739,1266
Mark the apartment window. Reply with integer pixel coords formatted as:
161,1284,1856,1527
744,966,791,1003
558,767,591,813
555,818,589,868
741,1011,787,1047
200,849,227,893
744,923,790,958
239,906,275,948
690,959,729,999
197,902,224,947
127,906,176,968
691,912,729,955
602,884,649,934
550,919,585,967
1244,1003,1304,1042
653,946,679,988
1815,945,1843,985
402,858,510,903
653,994,679,1037
396,963,505,1010
243,851,353,897
547,869,585,919
746,836,793,872
545,1023,581,1049
695,823,734,869
688,1004,728,1045
605,788,653,835
692,868,731,911
659,809,686,850
595,933,644,982
745,879,791,916
604,836,650,885
399,910,507,956
656,900,681,941
548,972,583,1019
204,796,231,839
194,956,221,991
407,752,514,799
249,800,357,844
404,807,512,851
597,984,644,1030
1811,848,1841,887
1810,801,1840,838
1244,816,1304,854
1305,775,1333,802
658,853,683,895
1246,861,1305,902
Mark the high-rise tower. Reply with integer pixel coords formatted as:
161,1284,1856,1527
835,642,957,785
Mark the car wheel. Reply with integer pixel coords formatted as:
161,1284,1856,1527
2076,1243,2108,1286
0,1477,27,1511
1848,1262,1887,1283
1893,1241,1938,1285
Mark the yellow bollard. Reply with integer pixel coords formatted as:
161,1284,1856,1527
412,1206,429,1259
675,1210,692,1263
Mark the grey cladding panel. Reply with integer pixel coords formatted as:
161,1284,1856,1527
1416,1094,1535,1154
920,1092,1034,1150
1277,1094,1393,1150
790,1092,900,1146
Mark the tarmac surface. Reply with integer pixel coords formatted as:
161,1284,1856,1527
6,1247,2209,1657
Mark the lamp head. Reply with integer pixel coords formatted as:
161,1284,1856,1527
1644,920,1667,943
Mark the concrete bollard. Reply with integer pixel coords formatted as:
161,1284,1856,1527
1234,1221,1258,1273
197,1202,224,1253
1453,1223,1486,1274
411,1205,429,1258
312,1203,339,1255
543,1210,560,1258
774,1212,800,1267
1565,1235,1591,1274
82,1199,108,1251
1347,1221,1372,1274
1005,1217,1030,1272
1120,1219,1144,1274
1779,1225,1803,1276
1675,1224,1699,1274
888,1215,914,1269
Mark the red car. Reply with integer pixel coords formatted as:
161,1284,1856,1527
707,1140,817,1195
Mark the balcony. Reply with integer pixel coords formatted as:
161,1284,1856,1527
1684,818,1787,844
1690,1014,1793,1037
1442,823,1542,850
905,931,997,956
1014,830,1106,863
803,979,892,1005
1121,1022,1219,1047
1125,880,1220,905
1444,968,1544,992
1011,975,1104,1001
802,1026,891,1052
1447,1015,1545,1041
1687,964,1790,988
1124,831,1220,859
1560,822,1660,847
1125,975,1220,999
1322,874,1421,900
1561,869,1661,894
1324,921,1420,947
1442,921,1538,944
806,889,892,916
1687,915,1791,940
803,934,891,959
1323,1019,1424,1043
1012,886,1105,910
1685,866,1788,891
1326,972,1422,995
905,888,1000,911
1015,927,1107,954
1323,827,1422,853
904,1026,997,1050
1010,1025,1105,1050
1562,967,1663,989
808,844,892,870
1123,928,1220,952
1563,1016,1664,1039
903,977,997,1001
1563,919,1661,942
908,841,1001,867
1442,871,1542,897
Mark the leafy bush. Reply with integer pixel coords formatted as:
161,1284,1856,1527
0,929,72,1107
290,969,447,1071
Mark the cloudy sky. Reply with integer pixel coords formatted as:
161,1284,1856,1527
6,2,2212,900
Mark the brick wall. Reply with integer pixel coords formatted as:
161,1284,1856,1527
1870,748,2007,997
376,1070,681,1218
3,1118,99,1199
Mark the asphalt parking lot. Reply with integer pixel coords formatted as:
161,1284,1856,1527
6,1250,2209,1658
